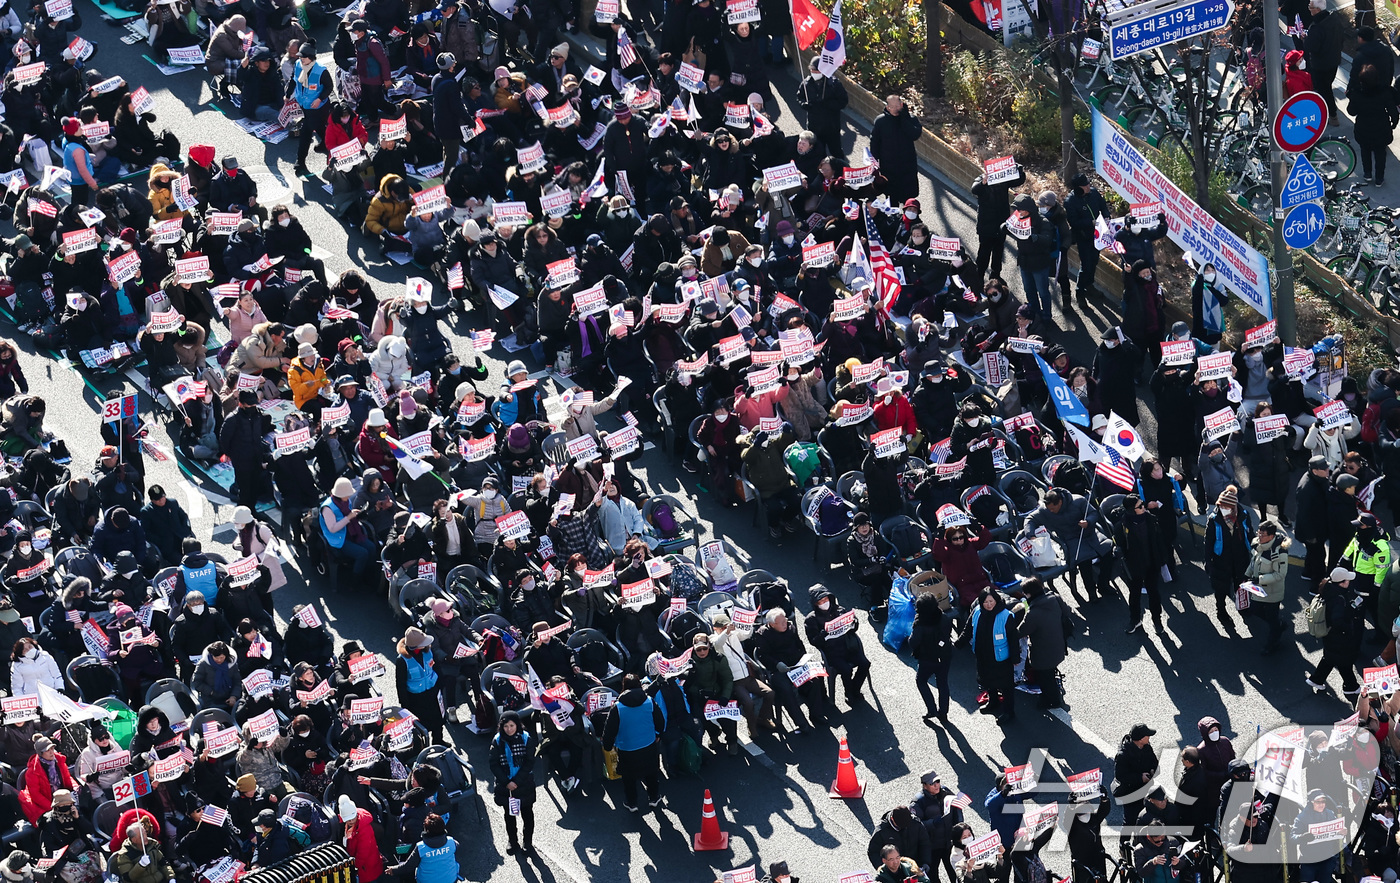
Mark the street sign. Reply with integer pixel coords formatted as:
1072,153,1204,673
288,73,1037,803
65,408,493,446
1283,202,1325,249
1280,154,1324,209
1107,0,1235,60
1273,91,1328,153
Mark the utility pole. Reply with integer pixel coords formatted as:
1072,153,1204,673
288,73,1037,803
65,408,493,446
1263,0,1298,344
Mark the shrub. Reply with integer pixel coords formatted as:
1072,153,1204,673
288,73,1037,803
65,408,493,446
1012,92,1060,160
844,0,927,94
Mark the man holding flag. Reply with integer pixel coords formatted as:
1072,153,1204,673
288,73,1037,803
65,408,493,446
797,55,848,156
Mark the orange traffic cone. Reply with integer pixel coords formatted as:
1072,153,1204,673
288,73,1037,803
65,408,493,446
829,737,865,799
692,789,729,851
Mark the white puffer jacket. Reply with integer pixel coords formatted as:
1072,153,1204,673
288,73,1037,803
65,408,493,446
11,648,63,695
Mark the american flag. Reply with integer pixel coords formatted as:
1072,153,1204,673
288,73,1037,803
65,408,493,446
1288,14,1306,36
200,805,228,827
617,29,638,68
447,263,464,290
1096,448,1137,491
951,792,973,809
862,204,901,314
65,609,81,624
524,83,548,103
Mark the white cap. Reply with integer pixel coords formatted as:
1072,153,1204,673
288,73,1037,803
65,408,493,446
367,408,388,427
1330,566,1356,582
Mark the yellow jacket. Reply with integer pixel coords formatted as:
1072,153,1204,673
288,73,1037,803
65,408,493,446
363,174,410,236
288,357,328,408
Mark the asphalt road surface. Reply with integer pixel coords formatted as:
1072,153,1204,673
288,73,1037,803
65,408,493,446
1,7,1358,882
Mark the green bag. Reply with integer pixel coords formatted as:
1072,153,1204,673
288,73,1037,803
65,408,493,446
676,733,703,776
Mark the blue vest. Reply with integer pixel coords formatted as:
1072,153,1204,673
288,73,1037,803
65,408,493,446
62,141,91,184
320,496,347,549
612,697,656,751
404,651,437,693
414,838,457,883
181,561,218,606
970,607,1012,662
293,63,326,109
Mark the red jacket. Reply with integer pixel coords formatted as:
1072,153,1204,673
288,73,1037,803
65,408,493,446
324,116,369,152
931,524,993,604
20,752,73,823
345,808,384,882
1284,51,1312,97
873,394,918,437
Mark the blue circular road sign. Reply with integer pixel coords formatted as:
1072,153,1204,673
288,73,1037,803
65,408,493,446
1283,202,1326,249
1273,91,1328,153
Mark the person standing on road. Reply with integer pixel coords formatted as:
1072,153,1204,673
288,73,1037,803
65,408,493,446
488,710,537,856
1244,521,1291,654
796,56,848,157
1303,0,1345,123
431,53,468,178
1346,63,1398,186
1306,566,1364,696
1017,578,1071,709
1206,486,1253,625
908,592,954,723
957,588,1020,725
600,673,664,812
1354,26,1395,83
971,163,1026,280
394,627,446,745
289,43,333,176
909,771,962,883
1115,494,1167,635
1113,723,1159,829
1005,194,1055,327
869,95,921,205
1295,456,1332,586
1064,174,1108,310
220,390,271,509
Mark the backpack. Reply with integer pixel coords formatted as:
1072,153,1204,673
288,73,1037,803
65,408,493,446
968,490,1005,526
961,325,994,367
650,501,680,538
818,495,850,535
287,796,332,843
1306,592,1329,638
753,579,791,614
573,640,610,679
450,569,497,619
1362,403,1382,445
668,560,705,601
1004,476,1039,513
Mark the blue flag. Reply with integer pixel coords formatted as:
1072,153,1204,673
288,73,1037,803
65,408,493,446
1035,353,1091,427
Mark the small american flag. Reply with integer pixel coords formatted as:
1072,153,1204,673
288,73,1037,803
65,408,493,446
524,83,548,103
669,96,689,123
200,805,228,827
447,263,464,290
952,792,973,809
617,29,638,68
1096,448,1137,491
863,205,901,314
1288,15,1306,36
180,745,195,765
65,609,81,624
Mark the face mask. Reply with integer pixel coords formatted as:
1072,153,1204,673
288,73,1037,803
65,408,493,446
296,729,311,738
1203,272,1217,284
415,304,428,314
788,372,799,381
1219,506,1232,516
929,374,943,384
1104,339,1118,349
883,395,892,405
782,235,794,246
967,417,983,427
961,838,973,849
904,209,918,220
17,544,29,556
1298,60,1307,70
522,580,536,592
990,292,1003,301
483,489,497,500
1247,351,1262,363
817,600,830,610
911,236,926,246
25,648,37,660
748,257,762,267
1039,207,1050,216
279,217,291,227
190,604,205,615
1076,812,1092,822
682,269,697,279
74,300,85,311
715,413,729,423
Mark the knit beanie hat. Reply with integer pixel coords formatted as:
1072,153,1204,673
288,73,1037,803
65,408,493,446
1216,485,1239,508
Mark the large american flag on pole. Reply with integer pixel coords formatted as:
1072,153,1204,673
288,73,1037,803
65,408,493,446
1095,448,1137,491
863,204,901,314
